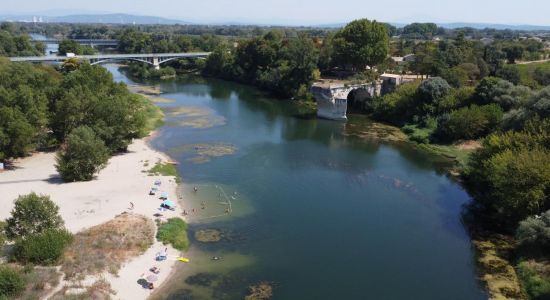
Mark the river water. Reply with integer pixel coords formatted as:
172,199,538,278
107,65,487,300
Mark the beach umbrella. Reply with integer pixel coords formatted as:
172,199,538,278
162,200,175,207
160,192,168,199
147,274,158,282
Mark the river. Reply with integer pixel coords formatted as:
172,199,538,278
106,65,487,300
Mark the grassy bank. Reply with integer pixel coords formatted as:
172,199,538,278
512,61,550,89
148,161,182,183
156,218,189,251
139,94,165,135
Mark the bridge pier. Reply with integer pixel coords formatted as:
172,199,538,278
152,57,160,70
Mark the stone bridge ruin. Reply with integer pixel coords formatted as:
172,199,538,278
311,82,381,121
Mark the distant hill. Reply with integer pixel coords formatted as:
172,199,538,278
317,22,550,31
0,13,189,25
1,13,549,31
436,22,550,31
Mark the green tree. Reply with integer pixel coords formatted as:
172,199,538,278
474,77,532,111
56,126,110,182
533,65,550,86
496,65,520,85
465,122,550,228
503,44,524,64
58,39,82,55
202,44,234,77
416,77,452,115
372,81,420,125
434,104,503,141
516,210,550,251
5,193,64,240
332,19,389,70
0,106,34,160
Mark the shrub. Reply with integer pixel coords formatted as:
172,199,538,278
157,218,189,251
434,104,503,141
474,77,532,111
437,86,475,114
372,81,420,125
466,146,550,228
496,65,521,85
517,261,550,299
6,193,64,240
14,228,73,265
0,266,25,298
534,65,550,86
418,77,451,103
516,210,550,251
56,126,110,182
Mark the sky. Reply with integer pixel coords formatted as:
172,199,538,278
3,0,550,26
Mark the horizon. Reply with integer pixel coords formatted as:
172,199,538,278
2,0,550,27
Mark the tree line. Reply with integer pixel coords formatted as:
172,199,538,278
0,58,157,181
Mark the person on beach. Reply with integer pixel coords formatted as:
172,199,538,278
193,186,198,192
129,202,134,210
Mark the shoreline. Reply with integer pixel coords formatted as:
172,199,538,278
0,67,192,298
0,136,186,299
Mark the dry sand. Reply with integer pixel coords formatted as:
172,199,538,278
0,138,186,300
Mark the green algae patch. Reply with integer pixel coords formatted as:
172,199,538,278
164,106,210,117
176,116,227,129
170,143,237,164
195,229,223,243
146,96,176,104
344,118,408,143
245,282,274,300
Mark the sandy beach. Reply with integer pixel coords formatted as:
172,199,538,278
0,138,185,299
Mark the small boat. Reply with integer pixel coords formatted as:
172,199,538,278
178,257,190,263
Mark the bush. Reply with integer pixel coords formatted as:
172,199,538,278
434,104,503,141
6,193,64,240
474,77,532,111
516,210,550,251
496,65,521,85
0,266,25,298
534,65,550,86
372,81,420,125
517,261,550,300
157,218,189,251
14,228,73,265
436,86,475,114
466,141,550,228
418,77,451,103
56,126,110,182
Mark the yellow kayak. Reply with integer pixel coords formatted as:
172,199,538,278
178,257,190,263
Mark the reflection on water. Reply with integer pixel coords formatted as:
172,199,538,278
105,65,486,300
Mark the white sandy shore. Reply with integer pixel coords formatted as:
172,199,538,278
0,138,185,300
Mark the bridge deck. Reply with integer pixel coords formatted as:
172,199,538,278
9,52,211,63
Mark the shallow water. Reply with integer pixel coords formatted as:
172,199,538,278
107,65,487,300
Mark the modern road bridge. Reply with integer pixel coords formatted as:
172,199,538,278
9,52,211,69
33,39,119,47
